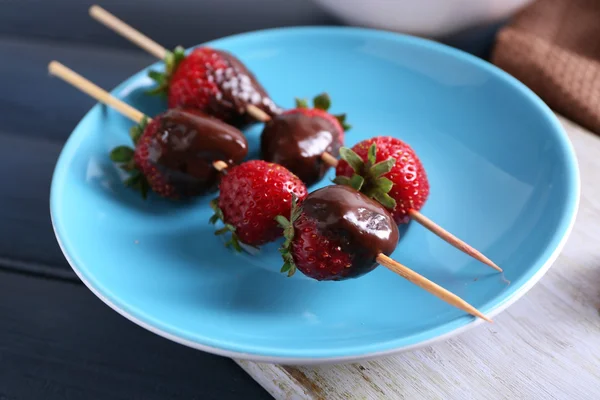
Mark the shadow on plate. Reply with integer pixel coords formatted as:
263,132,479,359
119,83,167,118
86,159,212,215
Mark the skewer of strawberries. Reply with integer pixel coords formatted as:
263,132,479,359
49,62,308,248
48,61,250,199
89,5,280,128
274,185,492,322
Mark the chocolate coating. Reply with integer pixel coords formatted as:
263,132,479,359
300,185,399,279
207,50,281,127
261,113,341,186
146,108,248,196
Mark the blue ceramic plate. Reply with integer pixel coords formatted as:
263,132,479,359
51,27,579,364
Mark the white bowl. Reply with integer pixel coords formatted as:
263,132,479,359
311,0,533,38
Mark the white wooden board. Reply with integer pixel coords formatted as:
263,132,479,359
236,116,600,400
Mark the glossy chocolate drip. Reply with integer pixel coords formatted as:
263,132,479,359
261,113,341,186
146,108,247,197
207,50,280,127
300,185,399,278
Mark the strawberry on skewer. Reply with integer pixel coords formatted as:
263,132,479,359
48,61,248,199
276,185,492,322
89,5,280,128
210,160,308,249
333,137,502,272
260,93,350,186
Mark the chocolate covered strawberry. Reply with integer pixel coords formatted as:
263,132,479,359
261,93,350,186
148,46,280,127
210,160,308,249
277,185,399,280
334,137,429,224
110,108,248,199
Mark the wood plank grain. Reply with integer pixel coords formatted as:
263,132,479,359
238,116,600,399
0,270,271,400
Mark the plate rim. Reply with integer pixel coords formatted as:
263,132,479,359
50,26,581,364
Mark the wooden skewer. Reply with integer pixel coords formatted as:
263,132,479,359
49,61,491,322
48,61,225,172
212,160,229,171
376,254,492,322
408,210,501,272
88,7,501,273
48,61,146,124
89,5,168,59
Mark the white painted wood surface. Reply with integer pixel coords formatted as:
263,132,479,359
236,116,600,400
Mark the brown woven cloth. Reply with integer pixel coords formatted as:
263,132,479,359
491,0,600,134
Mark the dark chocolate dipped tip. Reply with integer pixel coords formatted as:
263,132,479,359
302,185,399,258
145,108,247,197
296,185,399,279
208,49,281,127
261,112,341,186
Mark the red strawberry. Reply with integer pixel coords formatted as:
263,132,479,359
334,137,429,224
261,93,349,186
148,46,280,127
277,185,399,280
210,160,308,249
109,108,248,199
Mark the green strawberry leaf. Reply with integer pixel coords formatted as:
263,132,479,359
295,98,309,108
349,174,365,191
290,194,302,223
119,159,136,172
110,146,134,162
275,215,290,228
147,46,186,97
276,194,300,277
209,198,244,253
376,177,393,193
313,93,331,111
148,70,165,85
119,168,151,199
124,170,141,186
280,262,292,273
334,113,351,132
334,142,399,211
370,158,395,178
335,174,365,191
339,147,365,174
332,176,351,186
373,191,397,210
215,227,230,235
225,233,243,252
367,143,377,165
172,46,186,66
129,117,149,145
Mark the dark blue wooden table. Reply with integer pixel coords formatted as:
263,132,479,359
0,1,337,398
